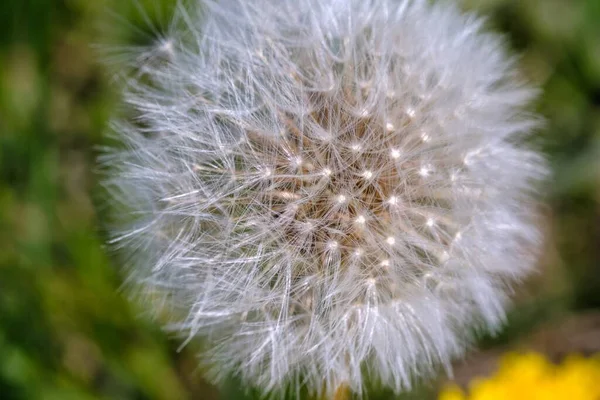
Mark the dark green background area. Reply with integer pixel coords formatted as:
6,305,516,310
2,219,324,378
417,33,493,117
1,0,598,399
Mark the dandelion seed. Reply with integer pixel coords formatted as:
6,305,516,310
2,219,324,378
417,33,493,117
420,164,433,177
421,131,431,142
350,143,362,152
390,148,402,159
361,170,374,180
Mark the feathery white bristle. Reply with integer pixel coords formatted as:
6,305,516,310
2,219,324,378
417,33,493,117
102,0,546,397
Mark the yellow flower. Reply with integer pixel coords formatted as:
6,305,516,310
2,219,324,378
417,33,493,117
439,352,600,400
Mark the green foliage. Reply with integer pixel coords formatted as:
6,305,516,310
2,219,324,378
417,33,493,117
0,0,598,398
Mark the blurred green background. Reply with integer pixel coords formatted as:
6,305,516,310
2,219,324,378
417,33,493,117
1,0,599,399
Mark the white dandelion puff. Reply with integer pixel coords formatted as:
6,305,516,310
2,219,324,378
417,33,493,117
101,0,546,397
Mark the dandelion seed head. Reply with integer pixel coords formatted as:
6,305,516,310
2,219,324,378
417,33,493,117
102,0,546,397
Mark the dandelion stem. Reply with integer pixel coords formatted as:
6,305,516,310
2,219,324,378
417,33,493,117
332,383,351,400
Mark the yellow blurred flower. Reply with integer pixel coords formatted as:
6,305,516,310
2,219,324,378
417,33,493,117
439,352,600,400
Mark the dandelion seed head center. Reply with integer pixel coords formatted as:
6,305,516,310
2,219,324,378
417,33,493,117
236,95,471,302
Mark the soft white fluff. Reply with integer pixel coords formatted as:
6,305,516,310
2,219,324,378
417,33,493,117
102,0,546,396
